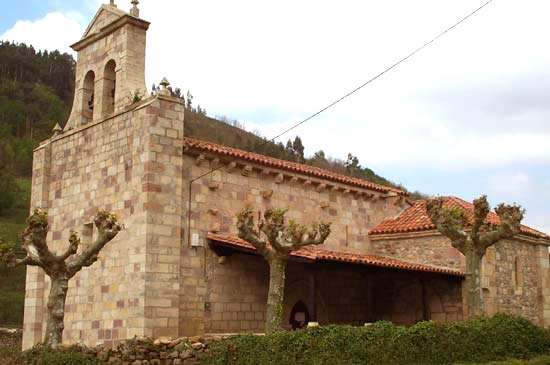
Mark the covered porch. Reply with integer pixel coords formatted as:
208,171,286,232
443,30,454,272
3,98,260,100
205,233,464,332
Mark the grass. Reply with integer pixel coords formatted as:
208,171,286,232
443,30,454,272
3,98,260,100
0,177,31,327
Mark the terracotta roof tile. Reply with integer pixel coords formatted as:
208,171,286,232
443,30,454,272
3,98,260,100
369,196,549,240
183,137,406,195
207,232,464,277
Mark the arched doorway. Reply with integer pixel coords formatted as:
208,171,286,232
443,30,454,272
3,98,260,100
289,301,310,330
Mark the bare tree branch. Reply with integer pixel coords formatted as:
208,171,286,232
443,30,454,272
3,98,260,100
287,222,332,250
1,208,121,348
470,195,490,242
427,195,524,318
236,206,331,334
68,211,121,277
259,209,289,254
237,207,273,258
426,198,468,253
20,208,57,270
57,231,80,262
478,203,524,249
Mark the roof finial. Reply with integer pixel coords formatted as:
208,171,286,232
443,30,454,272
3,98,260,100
130,0,140,17
52,123,63,137
109,0,117,7
158,77,171,96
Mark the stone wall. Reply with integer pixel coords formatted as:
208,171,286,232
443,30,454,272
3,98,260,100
193,248,462,333
371,232,550,326
24,95,185,349
370,233,464,270
179,155,409,335
482,238,550,325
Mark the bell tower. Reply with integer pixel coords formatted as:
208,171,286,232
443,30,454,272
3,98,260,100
65,1,150,130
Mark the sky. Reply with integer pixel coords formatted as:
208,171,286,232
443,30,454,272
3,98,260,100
1,0,549,234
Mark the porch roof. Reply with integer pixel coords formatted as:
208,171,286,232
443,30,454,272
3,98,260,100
207,232,464,277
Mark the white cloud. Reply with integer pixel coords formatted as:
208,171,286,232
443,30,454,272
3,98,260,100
4,0,550,168
488,172,530,202
1,12,84,54
136,0,550,168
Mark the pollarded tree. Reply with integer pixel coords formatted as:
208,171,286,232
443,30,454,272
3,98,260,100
237,207,331,334
426,196,524,317
0,208,121,348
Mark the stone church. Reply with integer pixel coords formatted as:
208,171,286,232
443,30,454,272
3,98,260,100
22,1,550,349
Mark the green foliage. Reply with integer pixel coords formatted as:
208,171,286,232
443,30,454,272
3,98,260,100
0,174,18,214
0,289,25,326
0,42,73,178
199,314,550,365
443,206,470,230
130,89,144,104
0,177,31,327
21,346,101,365
0,41,75,105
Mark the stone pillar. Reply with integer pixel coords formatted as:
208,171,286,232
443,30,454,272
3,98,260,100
139,95,185,338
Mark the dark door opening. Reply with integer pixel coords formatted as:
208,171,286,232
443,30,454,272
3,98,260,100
289,300,310,330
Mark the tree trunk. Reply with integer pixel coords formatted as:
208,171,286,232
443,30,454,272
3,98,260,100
265,256,286,334
464,249,484,318
44,273,69,348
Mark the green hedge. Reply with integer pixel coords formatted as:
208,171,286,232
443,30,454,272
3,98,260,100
199,314,550,365
20,347,101,365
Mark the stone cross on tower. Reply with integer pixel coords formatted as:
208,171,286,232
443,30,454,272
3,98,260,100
130,0,140,17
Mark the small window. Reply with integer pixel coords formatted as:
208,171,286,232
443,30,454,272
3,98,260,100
513,257,523,287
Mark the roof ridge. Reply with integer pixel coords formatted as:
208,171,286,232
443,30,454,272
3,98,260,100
183,137,407,195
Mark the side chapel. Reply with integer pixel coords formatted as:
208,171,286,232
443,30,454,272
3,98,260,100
23,1,550,349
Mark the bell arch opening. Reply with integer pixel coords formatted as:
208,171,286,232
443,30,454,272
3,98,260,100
82,71,95,123
102,60,117,117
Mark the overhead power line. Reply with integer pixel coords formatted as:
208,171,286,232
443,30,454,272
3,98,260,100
185,0,495,245
189,0,494,184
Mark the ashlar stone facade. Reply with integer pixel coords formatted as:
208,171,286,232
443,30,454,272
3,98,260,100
22,0,550,350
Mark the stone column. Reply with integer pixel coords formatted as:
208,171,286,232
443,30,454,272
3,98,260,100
139,95,185,338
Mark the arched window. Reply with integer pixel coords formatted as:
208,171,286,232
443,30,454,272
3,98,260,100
102,60,116,116
82,71,95,123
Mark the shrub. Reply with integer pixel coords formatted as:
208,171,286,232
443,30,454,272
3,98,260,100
21,346,101,365
199,314,550,365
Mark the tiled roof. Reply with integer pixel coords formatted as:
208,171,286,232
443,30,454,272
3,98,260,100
207,232,464,277
183,137,406,195
369,196,549,240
